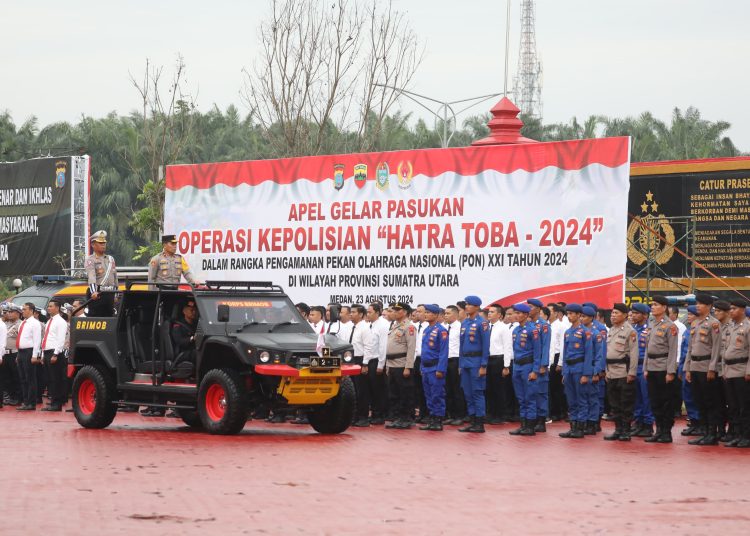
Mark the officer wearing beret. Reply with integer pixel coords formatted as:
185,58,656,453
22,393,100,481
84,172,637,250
630,302,656,438
603,303,639,441
684,293,724,445
722,299,750,447
458,295,490,433
84,230,118,317
384,303,417,429
679,306,701,436
643,295,679,443
508,302,542,436
580,305,605,435
528,298,551,432
148,234,199,286
559,304,594,439
418,304,449,431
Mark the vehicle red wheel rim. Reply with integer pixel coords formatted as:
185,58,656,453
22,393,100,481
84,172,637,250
205,384,227,422
78,378,97,415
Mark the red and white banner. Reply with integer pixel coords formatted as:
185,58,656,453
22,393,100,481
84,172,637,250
165,137,630,307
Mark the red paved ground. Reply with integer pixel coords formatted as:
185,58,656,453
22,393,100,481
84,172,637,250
1,407,749,535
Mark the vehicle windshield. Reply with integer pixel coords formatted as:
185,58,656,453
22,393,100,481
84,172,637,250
10,295,49,310
201,296,310,330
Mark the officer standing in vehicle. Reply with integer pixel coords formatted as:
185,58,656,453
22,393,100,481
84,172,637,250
685,293,723,445
603,303,639,441
384,303,416,429
85,231,118,317
458,295,490,433
418,304,449,431
643,295,679,443
148,234,199,286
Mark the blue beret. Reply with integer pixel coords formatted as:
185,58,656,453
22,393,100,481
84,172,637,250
687,305,698,315
631,303,651,314
581,306,596,317
464,295,482,307
527,298,544,308
566,303,582,313
582,302,598,312
514,303,531,314
424,303,440,314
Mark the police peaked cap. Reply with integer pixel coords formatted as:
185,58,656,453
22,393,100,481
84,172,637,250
527,298,544,308
612,303,629,314
631,303,651,315
566,303,583,313
581,306,596,317
650,295,669,306
695,293,714,305
714,300,731,312
162,234,178,243
464,295,482,307
424,303,441,314
514,303,531,314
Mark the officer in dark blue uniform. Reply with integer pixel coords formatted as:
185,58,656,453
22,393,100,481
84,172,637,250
458,295,490,433
528,298,551,432
584,302,608,428
509,303,542,436
419,304,449,431
631,303,655,437
559,304,595,439
581,305,606,435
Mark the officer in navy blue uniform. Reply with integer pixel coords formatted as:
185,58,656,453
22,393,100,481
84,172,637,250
509,303,542,436
584,302,608,428
528,298,551,432
631,303,655,437
559,304,595,439
458,295,490,433
581,305,606,435
419,304,449,431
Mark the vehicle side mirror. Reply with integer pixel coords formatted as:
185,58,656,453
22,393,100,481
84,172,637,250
328,304,340,323
217,304,230,323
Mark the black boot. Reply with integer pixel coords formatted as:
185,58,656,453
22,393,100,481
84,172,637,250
657,426,673,443
419,416,434,430
469,416,486,433
644,425,662,443
428,417,444,431
534,417,547,433
459,417,476,432
519,418,536,436
558,421,576,438
619,421,633,441
509,418,526,435
570,421,585,438
634,422,654,438
583,421,596,436
604,420,622,441
696,425,719,445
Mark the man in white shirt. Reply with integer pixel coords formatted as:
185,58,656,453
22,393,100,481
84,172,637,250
412,304,428,422
502,305,520,420
350,304,374,427
335,305,353,343
548,304,567,421
42,300,69,411
308,306,326,333
444,305,466,425
16,302,42,411
365,302,389,424
487,304,513,424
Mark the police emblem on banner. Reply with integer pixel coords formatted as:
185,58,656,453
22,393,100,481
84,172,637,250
397,161,413,189
333,164,345,191
376,162,389,191
55,160,67,189
627,190,675,265
354,164,367,189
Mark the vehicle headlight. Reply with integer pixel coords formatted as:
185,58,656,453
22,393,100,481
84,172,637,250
259,351,271,363
343,350,353,363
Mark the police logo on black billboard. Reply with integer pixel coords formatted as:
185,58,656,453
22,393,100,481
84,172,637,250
627,190,675,266
55,160,67,189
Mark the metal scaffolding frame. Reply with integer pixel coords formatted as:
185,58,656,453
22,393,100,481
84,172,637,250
512,0,543,120
626,215,696,301
70,155,90,276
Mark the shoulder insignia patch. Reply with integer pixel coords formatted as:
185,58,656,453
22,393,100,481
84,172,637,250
585,331,592,339
482,321,489,331
408,325,415,336
543,324,549,334
712,322,720,332
441,331,448,340
670,325,678,336
631,332,637,341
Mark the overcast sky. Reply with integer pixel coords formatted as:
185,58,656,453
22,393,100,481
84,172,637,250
3,0,749,151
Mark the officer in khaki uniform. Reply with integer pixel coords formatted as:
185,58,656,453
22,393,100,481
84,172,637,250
148,234,198,286
643,295,679,443
722,299,750,448
384,303,416,429
603,303,639,441
684,293,723,445
84,231,118,317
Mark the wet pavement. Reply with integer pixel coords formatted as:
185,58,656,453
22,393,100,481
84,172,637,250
1,408,749,535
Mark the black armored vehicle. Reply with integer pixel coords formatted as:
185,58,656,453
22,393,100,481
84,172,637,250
68,282,358,435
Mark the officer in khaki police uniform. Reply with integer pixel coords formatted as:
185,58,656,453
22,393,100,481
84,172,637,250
84,230,118,317
384,302,417,430
721,299,750,448
148,234,198,285
603,303,639,441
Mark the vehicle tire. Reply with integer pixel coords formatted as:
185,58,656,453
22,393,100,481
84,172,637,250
72,364,118,429
309,377,355,434
198,368,248,435
176,408,203,429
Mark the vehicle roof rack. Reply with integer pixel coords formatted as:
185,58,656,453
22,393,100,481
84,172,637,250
32,275,75,283
204,281,285,292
